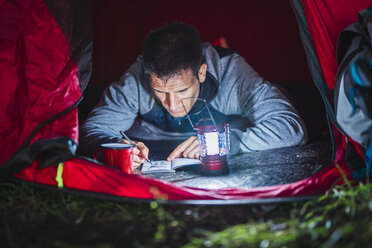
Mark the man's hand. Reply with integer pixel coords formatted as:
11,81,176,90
120,140,149,171
167,136,200,161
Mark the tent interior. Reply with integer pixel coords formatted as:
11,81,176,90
78,0,331,190
80,0,329,139
2,0,371,203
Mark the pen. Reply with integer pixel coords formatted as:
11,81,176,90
120,131,152,164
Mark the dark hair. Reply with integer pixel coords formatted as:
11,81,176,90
142,22,203,80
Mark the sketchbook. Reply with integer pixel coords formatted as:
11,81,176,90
141,158,201,173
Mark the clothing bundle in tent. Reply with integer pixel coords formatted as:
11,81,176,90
0,0,371,204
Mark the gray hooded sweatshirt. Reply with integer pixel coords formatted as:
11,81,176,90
80,43,308,156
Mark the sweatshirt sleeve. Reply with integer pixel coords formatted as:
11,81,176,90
213,55,308,154
79,66,141,156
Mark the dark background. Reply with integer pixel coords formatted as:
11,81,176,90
89,0,312,86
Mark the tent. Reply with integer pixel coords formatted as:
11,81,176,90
1,0,371,204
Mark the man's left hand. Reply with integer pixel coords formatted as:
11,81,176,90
167,136,199,161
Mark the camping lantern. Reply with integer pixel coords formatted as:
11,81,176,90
196,121,230,175
182,98,230,175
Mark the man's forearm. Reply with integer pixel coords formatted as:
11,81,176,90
229,114,307,155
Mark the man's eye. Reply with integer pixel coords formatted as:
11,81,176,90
178,89,188,93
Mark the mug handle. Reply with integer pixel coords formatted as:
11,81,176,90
93,148,102,160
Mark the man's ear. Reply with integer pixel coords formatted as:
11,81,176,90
198,63,207,83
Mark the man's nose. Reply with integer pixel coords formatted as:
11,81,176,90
167,93,180,111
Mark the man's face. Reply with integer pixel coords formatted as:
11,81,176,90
150,69,202,117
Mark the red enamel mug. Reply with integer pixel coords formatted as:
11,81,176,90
93,143,135,174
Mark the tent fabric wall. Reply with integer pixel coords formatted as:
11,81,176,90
44,0,93,92
0,0,81,169
300,0,372,90
0,0,369,203
292,0,372,169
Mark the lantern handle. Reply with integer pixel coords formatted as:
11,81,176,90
181,97,218,130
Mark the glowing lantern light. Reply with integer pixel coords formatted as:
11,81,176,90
204,132,219,155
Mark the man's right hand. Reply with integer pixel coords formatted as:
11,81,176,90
120,140,149,170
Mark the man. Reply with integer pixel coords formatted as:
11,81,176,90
80,22,308,169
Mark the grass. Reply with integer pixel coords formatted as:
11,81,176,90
1,171,372,248
185,182,372,248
